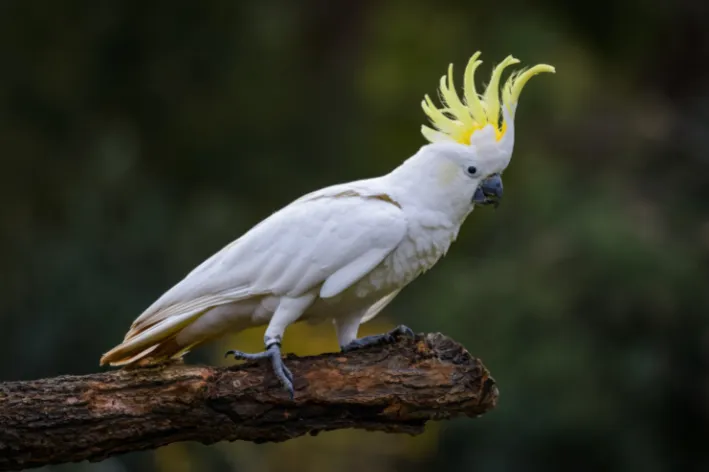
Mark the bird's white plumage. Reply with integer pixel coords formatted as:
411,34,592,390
143,185,403,310
103,181,412,364
101,50,553,368
360,288,402,324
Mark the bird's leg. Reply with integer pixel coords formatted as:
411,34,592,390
225,336,293,395
340,325,415,352
224,295,314,400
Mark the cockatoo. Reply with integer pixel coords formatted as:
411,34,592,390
101,51,554,398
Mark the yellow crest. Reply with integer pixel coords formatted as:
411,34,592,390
421,51,555,145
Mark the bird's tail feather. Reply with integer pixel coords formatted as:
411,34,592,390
100,309,206,367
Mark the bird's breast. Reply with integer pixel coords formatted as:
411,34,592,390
348,222,459,299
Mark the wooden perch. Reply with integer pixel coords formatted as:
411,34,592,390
0,333,498,471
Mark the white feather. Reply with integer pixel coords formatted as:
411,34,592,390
102,139,500,366
114,187,406,347
320,247,398,299
360,288,402,324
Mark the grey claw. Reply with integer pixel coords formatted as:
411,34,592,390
282,364,294,384
224,349,269,361
268,350,294,399
393,325,415,338
340,341,361,353
224,350,244,359
225,344,295,399
273,361,294,400
225,349,249,359
340,324,416,352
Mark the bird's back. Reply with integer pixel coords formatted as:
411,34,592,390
100,176,412,366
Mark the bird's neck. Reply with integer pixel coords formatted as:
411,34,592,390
386,168,472,267
384,177,474,229
391,209,466,282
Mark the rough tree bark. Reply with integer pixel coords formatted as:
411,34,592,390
0,333,498,471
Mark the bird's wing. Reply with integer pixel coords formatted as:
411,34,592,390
126,188,407,338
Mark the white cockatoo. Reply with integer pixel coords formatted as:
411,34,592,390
101,51,554,397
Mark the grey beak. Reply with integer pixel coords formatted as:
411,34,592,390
472,174,503,207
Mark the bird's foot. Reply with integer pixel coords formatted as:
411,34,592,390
225,343,294,399
340,325,415,352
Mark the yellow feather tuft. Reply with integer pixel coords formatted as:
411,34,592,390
421,51,555,144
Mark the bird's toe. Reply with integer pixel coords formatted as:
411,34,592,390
391,325,415,339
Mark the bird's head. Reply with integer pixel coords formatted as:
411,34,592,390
390,52,554,216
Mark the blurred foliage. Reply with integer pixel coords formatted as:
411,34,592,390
2,0,709,471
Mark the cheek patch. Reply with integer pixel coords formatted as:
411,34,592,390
436,160,460,187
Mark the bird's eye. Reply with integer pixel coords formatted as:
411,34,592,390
466,166,477,176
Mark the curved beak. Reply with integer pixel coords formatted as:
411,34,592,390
472,174,503,208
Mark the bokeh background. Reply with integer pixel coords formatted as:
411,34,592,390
2,0,709,471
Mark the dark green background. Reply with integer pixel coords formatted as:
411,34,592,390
2,1,708,471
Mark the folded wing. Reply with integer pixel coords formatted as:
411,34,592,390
100,189,407,365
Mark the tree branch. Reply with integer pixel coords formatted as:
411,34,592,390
0,333,498,471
